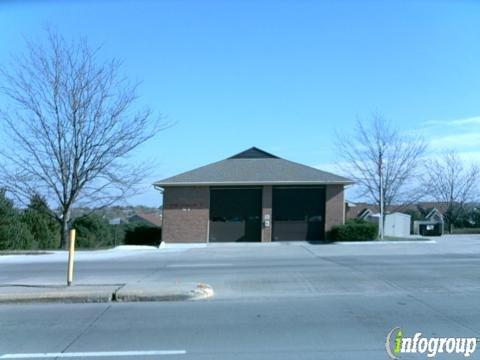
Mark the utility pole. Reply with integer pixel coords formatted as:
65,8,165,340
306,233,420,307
379,154,385,240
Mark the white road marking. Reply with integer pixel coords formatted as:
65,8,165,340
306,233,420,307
166,263,232,268
0,350,186,358
335,239,436,245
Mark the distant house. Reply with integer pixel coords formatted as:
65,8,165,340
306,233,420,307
351,207,411,237
357,208,374,221
128,213,163,228
108,217,127,226
345,202,378,220
347,201,451,237
413,208,444,236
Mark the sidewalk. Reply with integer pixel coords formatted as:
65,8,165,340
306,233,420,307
0,282,214,304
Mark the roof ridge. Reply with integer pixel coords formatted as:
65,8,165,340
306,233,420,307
228,147,279,159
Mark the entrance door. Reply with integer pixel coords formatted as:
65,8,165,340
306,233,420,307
272,187,325,241
209,187,262,242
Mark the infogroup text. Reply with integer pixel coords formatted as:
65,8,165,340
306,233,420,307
386,327,478,358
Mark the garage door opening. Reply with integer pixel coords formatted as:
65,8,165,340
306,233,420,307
209,187,262,242
272,187,325,241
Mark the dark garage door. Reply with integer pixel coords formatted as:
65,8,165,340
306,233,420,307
272,187,325,241
209,187,262,242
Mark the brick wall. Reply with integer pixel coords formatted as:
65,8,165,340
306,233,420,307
324,185,345,234
261,185,272,242
162,186,209,243
162,184,346,243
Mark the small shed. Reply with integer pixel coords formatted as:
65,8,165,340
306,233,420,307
355,209,411,237
384,212,411,237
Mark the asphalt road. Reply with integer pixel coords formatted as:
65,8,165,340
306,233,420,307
1,235,480,359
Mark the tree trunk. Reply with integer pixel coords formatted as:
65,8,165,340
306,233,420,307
59,211,71,249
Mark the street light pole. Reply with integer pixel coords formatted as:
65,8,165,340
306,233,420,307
379,157,384,240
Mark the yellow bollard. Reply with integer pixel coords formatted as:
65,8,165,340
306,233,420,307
67,229,76,286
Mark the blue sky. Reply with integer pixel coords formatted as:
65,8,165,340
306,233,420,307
1,0,480,206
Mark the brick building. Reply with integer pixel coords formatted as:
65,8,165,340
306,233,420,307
154,147,353,243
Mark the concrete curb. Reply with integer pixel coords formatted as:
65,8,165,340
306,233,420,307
114,283,214,302
0,285,120,304
0,283,214,304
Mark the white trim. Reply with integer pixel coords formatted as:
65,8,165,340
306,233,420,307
154,181,353,187
166,263,232,268
336,239,436,245
0,350,186,358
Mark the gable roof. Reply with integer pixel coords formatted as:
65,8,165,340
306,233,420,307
425,208,444,222
154,147,353,187
357,208,374,220
129,213,163,227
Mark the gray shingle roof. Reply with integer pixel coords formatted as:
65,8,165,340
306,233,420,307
154,147,353,187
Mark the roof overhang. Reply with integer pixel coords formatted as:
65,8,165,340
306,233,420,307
153,180,354,189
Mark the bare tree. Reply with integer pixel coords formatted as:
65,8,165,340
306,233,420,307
0,30,166,248
423,151,479,233
336,114,427,236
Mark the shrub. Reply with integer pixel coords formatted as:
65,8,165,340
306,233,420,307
124,225,161,246
22,194,60,249
329,219,378,241
0,219,35,250
0,189,35,250
72,214,115,248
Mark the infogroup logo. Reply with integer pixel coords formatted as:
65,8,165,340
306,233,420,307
385,327,478,359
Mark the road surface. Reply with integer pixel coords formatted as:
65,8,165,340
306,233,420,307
1,235,479,359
